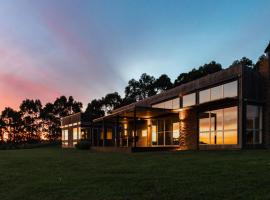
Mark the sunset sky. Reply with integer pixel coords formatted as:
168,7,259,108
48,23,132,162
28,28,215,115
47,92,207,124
0,0,270,112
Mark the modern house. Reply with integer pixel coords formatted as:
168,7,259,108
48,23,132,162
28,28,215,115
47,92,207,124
62,42,270,151
61,112,91,148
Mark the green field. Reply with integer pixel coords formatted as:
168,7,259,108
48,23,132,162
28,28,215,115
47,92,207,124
0,147,270,200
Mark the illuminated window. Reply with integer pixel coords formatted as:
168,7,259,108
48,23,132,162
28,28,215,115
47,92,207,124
142,129,147,137
73,128,78,140
62,130,65,140
64,130,68,141
107,129,113,140
152,125,157,144
182,93,196,107
78,127,81,139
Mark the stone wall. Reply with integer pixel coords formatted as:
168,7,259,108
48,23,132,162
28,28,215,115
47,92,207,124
179,109,198,150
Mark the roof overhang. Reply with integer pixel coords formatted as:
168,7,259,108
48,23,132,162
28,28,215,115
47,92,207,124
93,106,174,123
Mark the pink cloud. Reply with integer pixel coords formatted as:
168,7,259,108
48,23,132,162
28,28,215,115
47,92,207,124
0,72,61,112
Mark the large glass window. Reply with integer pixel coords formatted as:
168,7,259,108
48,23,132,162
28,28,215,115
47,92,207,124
211,85,223,101
152,125,157,145
152,118,179,146
73,128,78,140
64,130,68,141
182,93,196,107
199,81,238,104
152,98,180,110
199,106,238,145
224,81,238,97
173,122,180,145
107,128,113,140
246,105,262,144
62,130,65,140
199,89,210,103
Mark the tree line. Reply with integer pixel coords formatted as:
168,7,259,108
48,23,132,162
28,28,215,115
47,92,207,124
0,56,262,144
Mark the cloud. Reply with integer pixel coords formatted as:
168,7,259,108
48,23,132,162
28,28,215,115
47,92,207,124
0,72,61,111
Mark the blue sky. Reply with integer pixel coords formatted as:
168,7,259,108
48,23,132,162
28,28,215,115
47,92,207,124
0,0,269,111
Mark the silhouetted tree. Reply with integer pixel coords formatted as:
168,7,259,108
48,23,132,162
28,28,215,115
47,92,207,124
102,92,122,114
40,103,59,140
85,99,105,120
1,107,23,143
155,74,173,93
125,73,157,101
174,61,222,86
0,117,5,143
231,57,254,68
20,99,43,142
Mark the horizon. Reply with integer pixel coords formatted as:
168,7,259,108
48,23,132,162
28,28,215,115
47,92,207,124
1,0,270,112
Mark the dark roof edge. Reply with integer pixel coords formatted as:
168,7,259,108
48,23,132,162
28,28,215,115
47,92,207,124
264,42,270,53
112,64,242,114
60,112,82,120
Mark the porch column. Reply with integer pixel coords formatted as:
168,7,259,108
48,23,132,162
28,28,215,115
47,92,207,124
91,127,94,146
133,107,137,147
102,120,105,147
115,116,119,147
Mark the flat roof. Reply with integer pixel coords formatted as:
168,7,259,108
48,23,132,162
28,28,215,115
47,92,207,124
93,106,174,123
94,64,244,123
112,64,241,114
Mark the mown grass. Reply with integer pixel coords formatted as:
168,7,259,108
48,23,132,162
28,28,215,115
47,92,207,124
0,147,270,200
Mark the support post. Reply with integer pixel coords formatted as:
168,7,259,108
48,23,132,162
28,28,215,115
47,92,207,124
133,107,137,147
102,120,105,147
115,116,119,147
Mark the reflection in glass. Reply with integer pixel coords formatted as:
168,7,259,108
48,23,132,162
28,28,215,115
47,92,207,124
210,109,223,131
224,130,237,144
216,131,223,144
152,98,180,109
200,132,210,144
199,106,238,145
224,107,237,130
211,85,223,101
183,93,196,107
224,81,238,98
172,98,180,109
246,105,262,144
199,89,210,103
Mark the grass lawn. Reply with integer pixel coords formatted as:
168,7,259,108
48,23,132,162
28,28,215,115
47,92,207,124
0,147,270,200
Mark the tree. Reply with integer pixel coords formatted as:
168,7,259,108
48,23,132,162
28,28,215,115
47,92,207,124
40,103,59,140
53,96,82,117
85,99,105,120
102,92,122,114
155,74,173,93
1,107,23,143
0,117,6,143
125,73,157,101
174,61,222,86
231,57,254,68
20,99,43,142
125,78,140,101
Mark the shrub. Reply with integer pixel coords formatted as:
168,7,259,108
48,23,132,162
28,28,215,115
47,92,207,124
75,140,91,150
